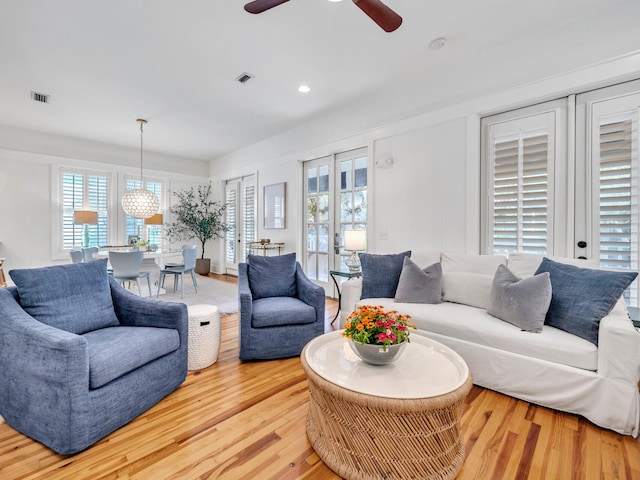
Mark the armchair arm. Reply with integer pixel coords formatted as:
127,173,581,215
0,288,89,452
110,277,188,333
295,263,325,322
238,263,253,329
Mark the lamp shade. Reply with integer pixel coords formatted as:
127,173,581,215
344,229,366,251
73,210,98,225
121,189,160,219
144,213,163,225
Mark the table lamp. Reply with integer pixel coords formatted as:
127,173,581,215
344,229,366,272
74,210,99,248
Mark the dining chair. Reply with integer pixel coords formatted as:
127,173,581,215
69,249,84,263
109,250,152,297
81,247,99,262
157,245,198,298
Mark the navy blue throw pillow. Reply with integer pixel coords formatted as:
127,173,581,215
360,251,411,299
247,252,297,299
534,257,637,345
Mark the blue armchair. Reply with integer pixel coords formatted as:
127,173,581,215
0,259,188,454
238,253,325,361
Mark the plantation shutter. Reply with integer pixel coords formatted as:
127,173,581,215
598,117,635,270
62,170,109,249
225,186,237,264
490,129,550,254
241,183,255,261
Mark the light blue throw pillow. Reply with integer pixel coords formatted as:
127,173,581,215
360,251,411,299
247,252,297,299
488,265,551,332
534,257,637,345
10,259,119,335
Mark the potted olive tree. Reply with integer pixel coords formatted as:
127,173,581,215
165,182,230,275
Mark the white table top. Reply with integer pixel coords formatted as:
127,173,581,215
95,249,182,259
304,330,469,399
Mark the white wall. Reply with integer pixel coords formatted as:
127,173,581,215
210,52,640,267
0,130,210,283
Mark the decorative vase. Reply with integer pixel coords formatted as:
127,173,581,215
349,339,407,366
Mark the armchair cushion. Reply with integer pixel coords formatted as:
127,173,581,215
83,326,180,389
247,253,297,299
252,296,317,328
10,259,119,335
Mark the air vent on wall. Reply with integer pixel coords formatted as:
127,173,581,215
235,72,254,84
31,91,50,103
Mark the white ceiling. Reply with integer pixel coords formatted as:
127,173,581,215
1,0,639,161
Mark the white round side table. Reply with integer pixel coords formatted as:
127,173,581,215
186,304,221,370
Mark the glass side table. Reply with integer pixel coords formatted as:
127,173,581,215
329,269,362,325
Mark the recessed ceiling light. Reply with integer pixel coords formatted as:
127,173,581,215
327,0,343,2
298,85,311,93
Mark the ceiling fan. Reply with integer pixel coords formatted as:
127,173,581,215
244,0,403,33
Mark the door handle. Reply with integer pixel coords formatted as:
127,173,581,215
334,232,340,254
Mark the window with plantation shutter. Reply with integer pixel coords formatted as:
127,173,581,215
581,87,640,305
482,109,557,255
60,169,110,251
225,187,237,265
124,177,163,245
224,175,256,272
597,116,636,271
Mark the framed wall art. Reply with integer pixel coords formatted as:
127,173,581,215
264,182,286,229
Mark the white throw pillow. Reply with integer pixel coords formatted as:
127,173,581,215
441,252,507,309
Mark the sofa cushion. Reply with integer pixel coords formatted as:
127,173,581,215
10,259,119,335
394,258,442,304
83,326,180,389
441,252,507,309
360,251,411,299
247,253,297,299
252,296,316,327
488,265,552,332
535,257,638,345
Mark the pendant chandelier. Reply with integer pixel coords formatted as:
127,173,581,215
121,118,160,219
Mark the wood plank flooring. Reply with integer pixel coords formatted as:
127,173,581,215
0,274,639,479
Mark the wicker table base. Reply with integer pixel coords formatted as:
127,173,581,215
301,337,472,480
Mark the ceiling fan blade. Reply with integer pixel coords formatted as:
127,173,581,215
352,0,402,32
244,0,289,14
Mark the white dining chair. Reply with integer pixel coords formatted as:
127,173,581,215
69,249,84,263
81,247,99,262
157,245,198,298
109,250,152,297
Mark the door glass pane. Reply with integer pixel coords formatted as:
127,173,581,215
307,225,317,251
319,165,329,192
341,160,352,190
318,224,329,253
317,194,329,222
354,156,367,188
308,167,317,194
318,254,328,281
307,253,317,280
354,191,367,222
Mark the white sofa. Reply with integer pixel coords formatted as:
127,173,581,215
340,251,640,437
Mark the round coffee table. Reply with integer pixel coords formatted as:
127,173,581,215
301,331,472,480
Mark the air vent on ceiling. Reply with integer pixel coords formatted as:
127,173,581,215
31,91,50,103
235,72,254,84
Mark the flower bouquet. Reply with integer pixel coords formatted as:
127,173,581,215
342,305,416,352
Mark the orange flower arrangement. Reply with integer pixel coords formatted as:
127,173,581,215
342,305,416,351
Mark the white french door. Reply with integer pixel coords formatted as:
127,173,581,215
303,148,368,294
224,175,256,275
575,80,640,305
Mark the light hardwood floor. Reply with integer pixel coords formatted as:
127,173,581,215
0,274,639,479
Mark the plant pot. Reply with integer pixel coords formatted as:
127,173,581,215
348,339,408,366
195,258,211,276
